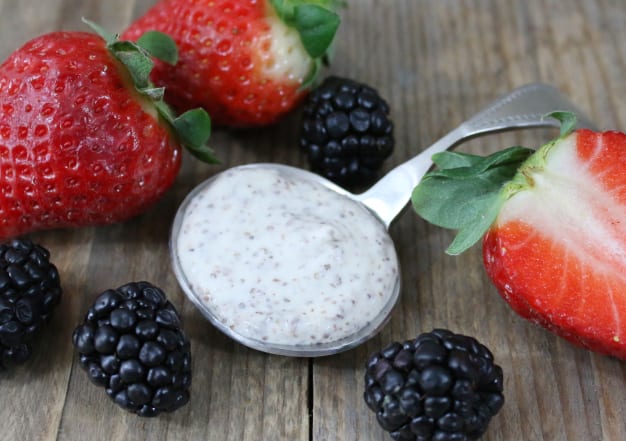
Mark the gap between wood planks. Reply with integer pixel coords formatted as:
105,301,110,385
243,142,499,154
308,358,314,441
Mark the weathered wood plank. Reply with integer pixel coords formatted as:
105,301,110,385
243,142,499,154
312,1,626,441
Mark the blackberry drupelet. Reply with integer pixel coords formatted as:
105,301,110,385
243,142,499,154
364,329,504,441
299,76,395,187
72,282,191,417
0,239,62,370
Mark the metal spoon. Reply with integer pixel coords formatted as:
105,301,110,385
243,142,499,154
170,83,596,356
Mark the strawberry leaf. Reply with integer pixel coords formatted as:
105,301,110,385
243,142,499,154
412,147,534,255
446,193,505,255
269,0,296,22
110,42,154,89
270,0,344,24
294,4,340,58
173,110,217,164
546,111,577,137
431,151,484,169
136,31,178,66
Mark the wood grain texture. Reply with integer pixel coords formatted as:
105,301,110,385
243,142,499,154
0,1,624,440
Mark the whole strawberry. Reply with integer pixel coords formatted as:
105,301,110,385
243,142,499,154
123,0,342,127
0,21,214,239
412,113,626,360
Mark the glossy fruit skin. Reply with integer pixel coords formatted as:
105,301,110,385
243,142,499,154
364,329,504,441
0,31,181,239
72,282,191,417
123,0,310,127
483,129,626,359
0,239,62,370
299,76,395,188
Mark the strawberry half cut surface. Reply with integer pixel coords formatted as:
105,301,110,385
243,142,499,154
412,113,626,360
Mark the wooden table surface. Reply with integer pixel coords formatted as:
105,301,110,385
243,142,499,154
1,1,625,440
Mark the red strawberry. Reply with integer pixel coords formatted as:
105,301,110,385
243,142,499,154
123,0,341,127
0,21,214,239
412,114,626,359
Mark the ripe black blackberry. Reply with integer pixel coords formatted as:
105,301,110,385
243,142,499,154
299,76,395,187
364,329,504,441
72,282,191,417
0,239,62,370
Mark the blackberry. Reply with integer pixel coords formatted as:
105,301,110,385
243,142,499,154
72,282,191,417
364,329,504,441
0,239,62,370
299,76,395,187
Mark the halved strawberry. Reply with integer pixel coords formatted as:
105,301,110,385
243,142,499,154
412,114,626,359
123,0,342,127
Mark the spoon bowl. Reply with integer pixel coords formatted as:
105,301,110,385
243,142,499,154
170,83,596,357
170,163,400,357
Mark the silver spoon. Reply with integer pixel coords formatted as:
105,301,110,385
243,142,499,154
170,83,596,357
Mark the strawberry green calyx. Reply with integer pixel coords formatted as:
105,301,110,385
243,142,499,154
269,0,342,86
82,19,217,164
411,146,534,255
411,112,577,255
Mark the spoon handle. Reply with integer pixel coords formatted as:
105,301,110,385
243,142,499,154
356,83,597,228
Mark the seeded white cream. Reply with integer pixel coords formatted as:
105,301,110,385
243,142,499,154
173,166,399,349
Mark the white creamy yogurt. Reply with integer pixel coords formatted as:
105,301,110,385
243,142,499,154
172,165,399,352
